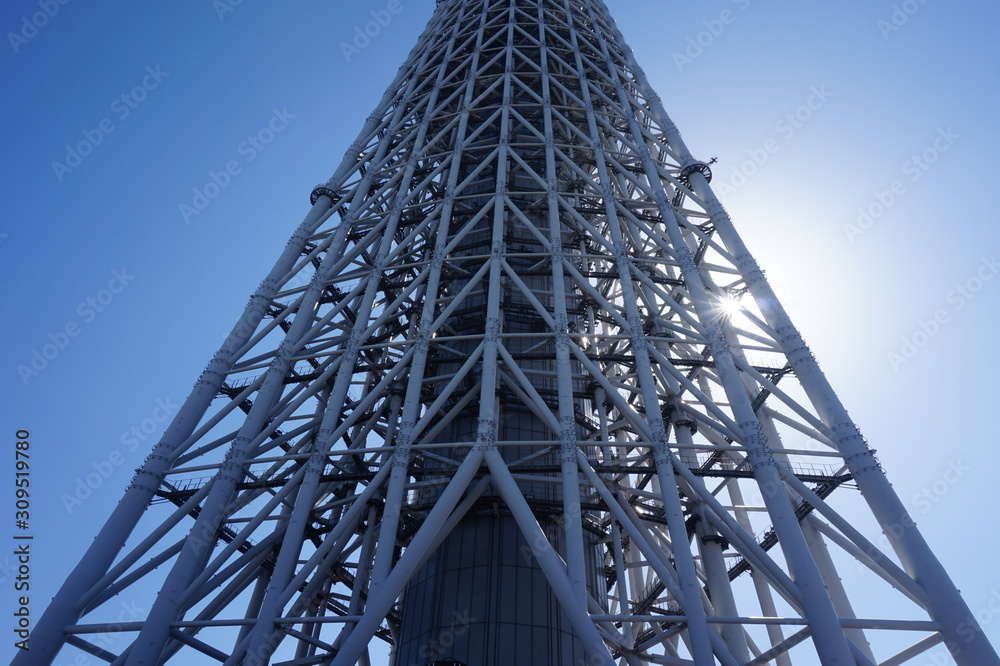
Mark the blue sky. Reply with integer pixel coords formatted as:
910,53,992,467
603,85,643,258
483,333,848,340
2,1,999,663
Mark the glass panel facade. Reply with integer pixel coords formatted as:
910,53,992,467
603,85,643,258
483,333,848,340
395,516,601,666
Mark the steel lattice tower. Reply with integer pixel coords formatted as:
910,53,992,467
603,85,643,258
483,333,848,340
23,1,1000,665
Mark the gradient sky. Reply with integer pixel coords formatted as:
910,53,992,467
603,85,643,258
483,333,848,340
2,1,1000,664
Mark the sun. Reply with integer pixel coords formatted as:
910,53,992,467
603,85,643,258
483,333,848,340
718,292,744,319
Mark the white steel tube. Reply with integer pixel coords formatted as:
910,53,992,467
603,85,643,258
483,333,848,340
603,6,999,659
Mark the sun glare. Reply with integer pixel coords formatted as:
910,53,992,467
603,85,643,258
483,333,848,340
718,292,744,318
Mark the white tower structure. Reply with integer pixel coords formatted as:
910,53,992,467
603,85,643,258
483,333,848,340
22,1,1000,664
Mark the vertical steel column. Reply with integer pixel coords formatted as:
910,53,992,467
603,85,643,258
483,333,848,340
538,0,589,609
601,4,998,657
360,2,469,605
329,449,487,665
801,517,877,663
560,1,717,660
16,196,335,666
582,3,856,660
